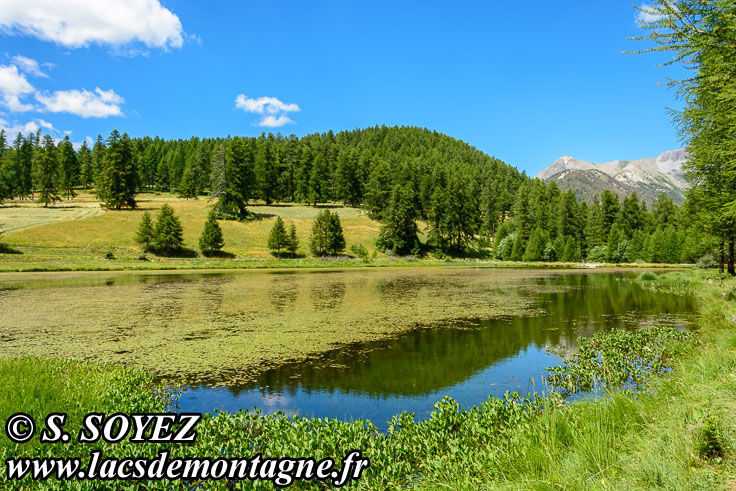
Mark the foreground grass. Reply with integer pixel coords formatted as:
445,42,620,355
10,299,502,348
1,270,734,488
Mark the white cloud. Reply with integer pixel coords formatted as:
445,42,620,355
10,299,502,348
0,117,54,135
235,94,300,127
0,65,35,111
258,115,295,128
0,0,185,50
637,3,666,22
0,58,125,118
11,55,48,78
35,88,124,118
235,95,300,114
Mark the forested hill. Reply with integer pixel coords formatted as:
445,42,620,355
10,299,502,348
0,125,712,263
130,125,526,222
0,124,527,239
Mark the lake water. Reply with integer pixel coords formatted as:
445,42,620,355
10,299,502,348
0,268,694,428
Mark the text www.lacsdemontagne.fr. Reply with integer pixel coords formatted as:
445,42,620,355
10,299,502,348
7,449,369,487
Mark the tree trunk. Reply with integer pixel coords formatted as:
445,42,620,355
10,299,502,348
720,239,725,273
729,237,735,276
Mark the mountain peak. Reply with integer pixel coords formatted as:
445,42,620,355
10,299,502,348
536,149,689,204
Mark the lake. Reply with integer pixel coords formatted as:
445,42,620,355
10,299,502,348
0,268,695,428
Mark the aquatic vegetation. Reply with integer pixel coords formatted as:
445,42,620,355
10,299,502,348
0,268,552,386
545,325,694,397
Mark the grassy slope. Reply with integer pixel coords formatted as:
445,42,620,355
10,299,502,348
1,270,734,489
0,194,691,272
0,194,386,271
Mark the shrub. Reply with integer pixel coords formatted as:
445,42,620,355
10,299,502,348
350,244,369,259
638,271,658,281
696,253,717,269
586,245,607,262
495,233,516,261
697,414,725,461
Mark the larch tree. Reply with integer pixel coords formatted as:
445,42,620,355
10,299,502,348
36,135,60,207
97,130,138,209
199,210,225,256
268,216,288,258
153,204,184,255
58,135,78,200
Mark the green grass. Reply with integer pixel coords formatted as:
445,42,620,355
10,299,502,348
1,270,734,488
0,194,696,272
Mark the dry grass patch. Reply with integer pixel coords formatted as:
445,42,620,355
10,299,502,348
2,194,385,259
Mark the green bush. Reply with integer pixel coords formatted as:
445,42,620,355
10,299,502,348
696,253,718,269
638,271,658,281
586,245,607,262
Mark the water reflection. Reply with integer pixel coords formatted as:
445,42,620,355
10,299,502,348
269,276,298,312
179,272,695,428
310,280,346,310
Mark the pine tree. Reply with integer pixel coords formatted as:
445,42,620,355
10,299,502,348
36,135,60,207
287,222,299,257
135,211,154,251
58,135,78,200
562,236,581,262
308,153,330,206
210,142,251,220
97,130,138,209
78,141,93,191
178,165,197,199
153,204,184,255
268,216,289,258
310,209,345,256
256,137,280,204
522,227,547,262
199,210,224,256
376,183,419,255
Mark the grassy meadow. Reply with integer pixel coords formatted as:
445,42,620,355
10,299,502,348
0,194,692,272
0,193,388,271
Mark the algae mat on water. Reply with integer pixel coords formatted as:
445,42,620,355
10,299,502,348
0,268,569,385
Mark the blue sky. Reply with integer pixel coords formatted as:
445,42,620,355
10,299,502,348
0,1,686,176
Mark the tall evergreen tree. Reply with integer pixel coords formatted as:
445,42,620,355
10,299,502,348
78,141,93,191
287,222,299,256
58,135,78,200
376,183,420,255
135,211,154,251
268,216,289,258
256,136,280,204
153,204,184,255
178,165,197,199
310,209,345,256
97,130,138,209
36,135,60,207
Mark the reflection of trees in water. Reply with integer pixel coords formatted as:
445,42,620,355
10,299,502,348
375,275,427,303
198,278,229,323
222,273,695,398
310,280,346,310
269,276,298,312
138,281,185,325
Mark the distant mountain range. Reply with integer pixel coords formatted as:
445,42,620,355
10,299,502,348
535,149,689,204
